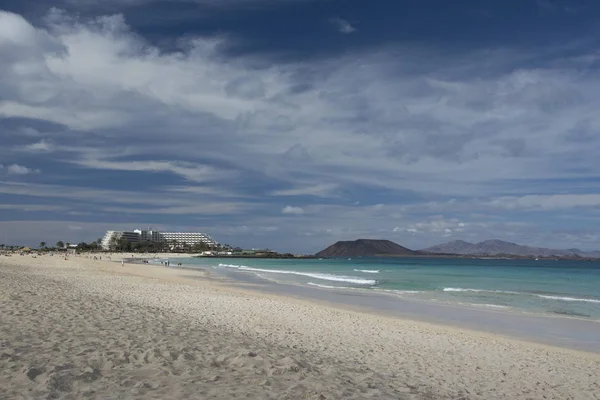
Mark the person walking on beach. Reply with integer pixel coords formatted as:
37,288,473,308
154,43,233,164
121,260,124,267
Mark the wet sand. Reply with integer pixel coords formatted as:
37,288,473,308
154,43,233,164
1,254,599,399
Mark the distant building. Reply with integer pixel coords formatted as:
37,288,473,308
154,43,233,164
101,231,141,250
100,229,218,250
139,229,161,242
161,232,217,247
100,231,120,249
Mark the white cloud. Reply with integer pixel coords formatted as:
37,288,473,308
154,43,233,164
271,183,339,198
67,210,92,215
4,164,39,175
0,180,246,210
394,217,469,235
166,185,244,197
330,17,356,34
0,204,67,211
0,10,38,45
0,102,129,131
102,202,250,215
282,205,305,215
21,127,44,136
19,140,53,152
71,157,235,183
487,194,600,210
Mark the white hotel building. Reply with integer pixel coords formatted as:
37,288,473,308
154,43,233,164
101,229,218,250
160,232,216,247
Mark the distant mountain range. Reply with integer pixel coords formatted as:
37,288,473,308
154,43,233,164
315,238,600,258
421,239,600,258
315,239,418,257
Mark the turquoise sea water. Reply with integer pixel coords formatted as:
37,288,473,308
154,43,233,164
167,256,600,320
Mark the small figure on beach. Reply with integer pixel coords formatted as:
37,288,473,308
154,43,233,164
121,260,124,266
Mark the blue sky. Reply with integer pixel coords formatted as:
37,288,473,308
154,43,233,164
1,0,600,252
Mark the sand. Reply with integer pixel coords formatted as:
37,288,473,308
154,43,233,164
1,254,599,399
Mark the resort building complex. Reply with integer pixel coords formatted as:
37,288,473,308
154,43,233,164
101,229,218,250
160,232,216,247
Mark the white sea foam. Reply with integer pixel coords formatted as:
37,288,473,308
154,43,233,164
218,263,376,285
473,304,510,309
443,288,519,295
443,287,486,293
377,289,423,295
353,269,380,274
307,282,352,289
218,263,248,268
442,288,600,305
536,295,600,304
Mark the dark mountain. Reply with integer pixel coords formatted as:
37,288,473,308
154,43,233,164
421,239,600,258
316,239,418,257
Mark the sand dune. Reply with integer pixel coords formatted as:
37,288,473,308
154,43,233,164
1,255,599,399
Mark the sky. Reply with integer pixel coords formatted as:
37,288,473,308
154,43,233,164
1,0,600,253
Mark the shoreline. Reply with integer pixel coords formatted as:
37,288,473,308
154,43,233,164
12,252,600,353
2,254,599,399
95,254,600,353
209,263,600,354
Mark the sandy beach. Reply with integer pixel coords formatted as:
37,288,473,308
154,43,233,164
1,254,599,399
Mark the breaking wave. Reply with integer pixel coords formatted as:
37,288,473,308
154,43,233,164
307,282,352,289
443,287,516,294
353,269,380,274
218,263,376,285
471,304,510,309
443,288,600,304
537,295,600,304
376,289,423,295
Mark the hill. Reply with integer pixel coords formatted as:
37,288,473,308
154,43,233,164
421,239,600,258
316,239,418,257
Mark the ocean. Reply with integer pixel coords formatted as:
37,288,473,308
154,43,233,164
165,256,600,320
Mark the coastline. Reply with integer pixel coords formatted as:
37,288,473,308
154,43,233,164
208,259,600,353
1,254,599,399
